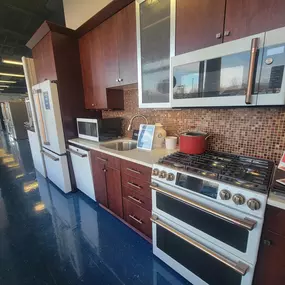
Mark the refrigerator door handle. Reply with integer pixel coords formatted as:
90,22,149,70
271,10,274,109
34,90,50,145
41,150,59,161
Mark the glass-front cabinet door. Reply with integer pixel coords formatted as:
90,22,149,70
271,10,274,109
171,33,266,108
136,0,175,108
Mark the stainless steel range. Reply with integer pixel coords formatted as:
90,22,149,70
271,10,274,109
150,151,274,285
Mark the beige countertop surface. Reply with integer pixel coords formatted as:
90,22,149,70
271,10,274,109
68,138,177,168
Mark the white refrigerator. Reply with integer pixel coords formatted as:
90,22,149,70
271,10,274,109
22,57,46,178
32,80,72,193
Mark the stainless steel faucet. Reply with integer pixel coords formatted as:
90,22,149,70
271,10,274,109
127,115,148,131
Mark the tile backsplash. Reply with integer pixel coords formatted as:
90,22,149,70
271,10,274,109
103,89,285,163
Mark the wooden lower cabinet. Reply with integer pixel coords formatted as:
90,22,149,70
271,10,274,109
254,205,285,285
123,198,152,238
106,166,123,218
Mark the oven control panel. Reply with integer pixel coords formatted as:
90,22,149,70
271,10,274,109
152,164,267,218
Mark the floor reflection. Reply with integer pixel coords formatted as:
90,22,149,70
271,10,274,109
0,132,190,285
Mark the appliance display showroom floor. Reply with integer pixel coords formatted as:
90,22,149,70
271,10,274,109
0,133,190,285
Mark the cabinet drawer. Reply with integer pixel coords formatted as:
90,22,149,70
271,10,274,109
121,159,151,182
123,198,152,238
122,187,151,211
91,150,120,170
264,205,285,237
121,173,151,198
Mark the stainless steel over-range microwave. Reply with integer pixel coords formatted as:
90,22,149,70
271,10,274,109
171,26,285,108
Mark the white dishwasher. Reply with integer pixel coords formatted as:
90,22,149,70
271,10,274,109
68,145,96,201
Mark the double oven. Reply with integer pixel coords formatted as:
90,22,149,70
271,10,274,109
151,167,266,285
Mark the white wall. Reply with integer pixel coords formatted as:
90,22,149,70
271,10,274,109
63,0,113,30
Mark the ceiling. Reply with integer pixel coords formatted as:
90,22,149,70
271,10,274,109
0,0,65,94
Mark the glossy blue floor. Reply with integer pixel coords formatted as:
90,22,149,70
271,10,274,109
0,132,190,285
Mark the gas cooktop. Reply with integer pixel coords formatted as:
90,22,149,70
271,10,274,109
158,151,275,193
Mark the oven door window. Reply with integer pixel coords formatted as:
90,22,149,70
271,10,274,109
156,192,249,252
173,49,262,99
78,122,98,137
157,226,242,285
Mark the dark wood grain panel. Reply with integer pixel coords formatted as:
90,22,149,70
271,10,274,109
117,2,138,85
106,166,123,217
100,152,121,170
123,186,152,211
123,197,152,238
254,230,285,285
263,205,285,237
121,159,152,182
100,15,120,88
224,0,285,42
91,151,108,207
175,0,226,55
121,173,151,198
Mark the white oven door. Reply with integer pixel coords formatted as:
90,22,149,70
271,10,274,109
152,214,253,285
151,181,262,266
77,118,99,142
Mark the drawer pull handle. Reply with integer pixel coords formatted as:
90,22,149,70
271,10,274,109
97,157,108,162
127,168,141,175
129,215,143,224
128,195,142,204
128,182,142,189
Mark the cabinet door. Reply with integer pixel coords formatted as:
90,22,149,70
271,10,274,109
91,152,108,207
91,28,107,109
100,15,120,88
137,0,172,108
117,2,138,86
79,32,94,109
175,0,226,55
106,166,123,218
254,231,285,285
32,32,57,83
224,0,285,42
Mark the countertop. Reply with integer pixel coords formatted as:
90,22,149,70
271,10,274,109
267,191,285,210
68,138,177,168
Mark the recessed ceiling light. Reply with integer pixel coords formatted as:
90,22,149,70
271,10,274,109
0,72,25,78
0,80,16,83
0,85,9,88
2,59,23,66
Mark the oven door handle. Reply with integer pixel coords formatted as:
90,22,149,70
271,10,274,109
151,215,249,276
150,184,256,231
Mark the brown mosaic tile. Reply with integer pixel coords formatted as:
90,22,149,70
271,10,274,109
103,89,285,163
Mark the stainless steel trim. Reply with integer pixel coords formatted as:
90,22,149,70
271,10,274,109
67,149,87,158
129,214,143,224
41,150,59,161
128,195,142,204
128,182,142,190
150,184,256,231
97,157,108,162
151,215,249,276
127,167,141,175
246,37,259,104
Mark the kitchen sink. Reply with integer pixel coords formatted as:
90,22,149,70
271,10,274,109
102,141,137,151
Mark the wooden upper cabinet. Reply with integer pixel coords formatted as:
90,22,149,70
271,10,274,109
224,0,285,42
100,16,120,88
32,32,57,83
79,32,94,109
175,0,226,55
116,2,137,86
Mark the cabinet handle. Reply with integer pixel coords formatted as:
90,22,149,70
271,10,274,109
127,168,141,175
97,157,108,162
67,149,87,158
128,195,142,204
245,37,259,104
216,33,222,39
103,169,107,173
129,215,143,224
119,78,123,82
128,182,142,190
116,79,119,82
92,103,95,107
224,30,230,37
263,239,272,246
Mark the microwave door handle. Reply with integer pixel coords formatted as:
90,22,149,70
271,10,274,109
151,215,249,276
245,37,259,104
34,90,50,146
